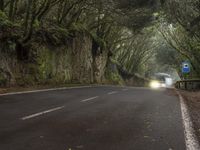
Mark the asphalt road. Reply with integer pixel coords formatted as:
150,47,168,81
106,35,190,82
0,86,186,150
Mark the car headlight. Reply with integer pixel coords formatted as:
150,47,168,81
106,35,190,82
150,80,160,89
161,83,166,87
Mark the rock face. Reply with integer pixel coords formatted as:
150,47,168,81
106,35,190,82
93,48,108,83
71,32,94,83
0,32,109,86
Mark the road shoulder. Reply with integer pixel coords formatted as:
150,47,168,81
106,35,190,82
0,84,93,96
177,90,200,150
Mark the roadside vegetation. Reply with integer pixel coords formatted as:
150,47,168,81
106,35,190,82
0,0,199,87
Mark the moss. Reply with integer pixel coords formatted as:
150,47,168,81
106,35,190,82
110,58,121,66
105,71,124,85
90,33,106,49
57,27,70,36
36,46,54,81
0,73,7,86
69,23,87,33
0,11,20,28
8,40,16,53
40,27,71,46
33,19,40,29
105,59,124,85
15,73,36,86
0,11,7,18
0,11,12,27
0,24,96,86
28,44,73,85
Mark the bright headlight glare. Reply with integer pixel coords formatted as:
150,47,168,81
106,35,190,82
150,80,160,89
161,83,166,87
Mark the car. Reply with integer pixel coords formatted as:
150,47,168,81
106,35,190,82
150,73,173,89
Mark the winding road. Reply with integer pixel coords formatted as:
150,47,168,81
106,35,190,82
0,86,186,150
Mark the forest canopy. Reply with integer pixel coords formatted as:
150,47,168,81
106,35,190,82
0,0,200,86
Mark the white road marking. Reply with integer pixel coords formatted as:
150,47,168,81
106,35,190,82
81,96,99,102
0,85,151,97
0,86,92,96
176,91,200,150
21,106,65,120
108,91,118,95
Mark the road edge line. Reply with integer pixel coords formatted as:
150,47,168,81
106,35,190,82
0,86,92,96
176,90,200,150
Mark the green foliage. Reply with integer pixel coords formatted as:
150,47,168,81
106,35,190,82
91,33,106,49
57,27,70,36
110,58,121,66
4,0,200,86
16,75,36,86
33,19,40,29
160,0,200,78
0,11,13,27
0,10,7,19
41,27,70,45
106,72,124,85
155,44,181,67
7,41,16,53
105,59,124,85
0,73,7,86
69,23,87,33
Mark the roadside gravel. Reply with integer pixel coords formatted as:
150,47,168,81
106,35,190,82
179,90,200,143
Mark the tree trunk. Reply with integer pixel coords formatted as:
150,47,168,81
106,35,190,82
24,0,33,36
9,0,15,20
0,0,4,11
23,0,38,44
13,0,19,21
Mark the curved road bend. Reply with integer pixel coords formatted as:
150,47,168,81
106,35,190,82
0,86,186,150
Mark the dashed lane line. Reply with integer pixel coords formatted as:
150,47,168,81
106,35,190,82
21,106,65,120
81,96,99,102
21,96,100,120
108,91,118,95
20,88,126,121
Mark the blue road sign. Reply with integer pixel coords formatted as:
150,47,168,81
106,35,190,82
182,62,190,73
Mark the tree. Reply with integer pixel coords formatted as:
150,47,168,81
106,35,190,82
158,0,200,77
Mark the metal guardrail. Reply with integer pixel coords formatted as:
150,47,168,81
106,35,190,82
175,79,200,91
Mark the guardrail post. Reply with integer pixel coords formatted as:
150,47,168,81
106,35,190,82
185,81,187,90
176,80,200,91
